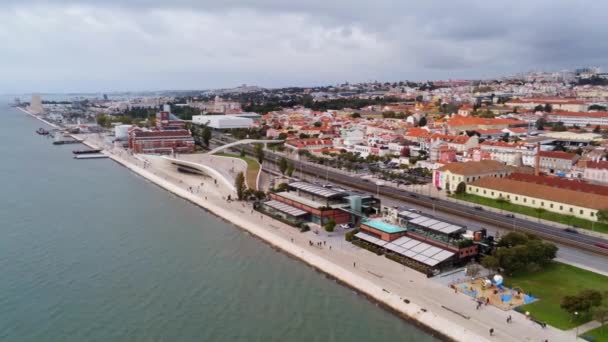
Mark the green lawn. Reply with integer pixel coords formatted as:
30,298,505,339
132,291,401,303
583,325,608,342
505,262,608,330
451,193,608,234
215,153,260,190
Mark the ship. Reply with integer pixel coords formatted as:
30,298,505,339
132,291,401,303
73,149,102,155
36,128,50,135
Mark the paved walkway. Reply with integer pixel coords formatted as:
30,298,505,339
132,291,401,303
79,136,580,341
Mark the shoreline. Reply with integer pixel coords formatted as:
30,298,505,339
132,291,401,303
17,107,61,129
18,109,576,341
79,139,484,342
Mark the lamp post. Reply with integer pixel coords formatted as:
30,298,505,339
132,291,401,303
574,311,579,340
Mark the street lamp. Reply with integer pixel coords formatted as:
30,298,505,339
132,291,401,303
376,181,384,197
574,311,579,339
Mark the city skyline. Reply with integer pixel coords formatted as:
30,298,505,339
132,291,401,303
1,0,608,93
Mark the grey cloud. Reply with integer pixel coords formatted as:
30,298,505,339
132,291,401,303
0,0,606,92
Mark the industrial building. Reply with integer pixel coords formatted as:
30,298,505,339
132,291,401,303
260,181,381,226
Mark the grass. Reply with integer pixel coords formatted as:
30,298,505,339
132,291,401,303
583,325,608,342
451,193,608,234
215,153,260,190
505,262,608,330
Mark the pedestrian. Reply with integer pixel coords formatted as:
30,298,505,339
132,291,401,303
323,241,326,246
489,328,494,336
329,246,331,250
476,302,481,310
353,262,356,268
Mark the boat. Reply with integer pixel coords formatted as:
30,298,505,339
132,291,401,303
36,128,49,135
73,149,102,155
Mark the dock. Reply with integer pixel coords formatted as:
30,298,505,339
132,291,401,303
74,154,109,160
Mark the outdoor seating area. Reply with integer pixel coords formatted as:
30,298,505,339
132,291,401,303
453,277,537,311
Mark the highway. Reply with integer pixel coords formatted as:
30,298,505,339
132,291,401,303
212,136,608,257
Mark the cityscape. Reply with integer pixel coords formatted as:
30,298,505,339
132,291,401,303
2,1,608,342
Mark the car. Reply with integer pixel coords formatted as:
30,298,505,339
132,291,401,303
409,193,418,198
340,223,355,229
505,213,515,218
596,242,608,249
564,228,578,234
474,206,483,211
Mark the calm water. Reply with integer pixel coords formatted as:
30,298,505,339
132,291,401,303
0,104,438,341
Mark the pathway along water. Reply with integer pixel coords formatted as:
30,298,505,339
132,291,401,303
0,104,438,341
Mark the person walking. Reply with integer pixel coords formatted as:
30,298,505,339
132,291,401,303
489,328,494,336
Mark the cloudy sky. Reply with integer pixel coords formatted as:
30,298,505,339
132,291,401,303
1,0,606,93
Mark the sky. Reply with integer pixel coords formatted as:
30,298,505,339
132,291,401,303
1,0,607,93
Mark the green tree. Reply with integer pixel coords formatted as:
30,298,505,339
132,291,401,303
235,172,246,200
313,121,322,127
324,220,336,232
535,118,546,130
96,114,111,128
278,157,288,174
351,112,361,118
593,125,601,133
418,116,427,127
594,306,608,333
465,263,482,279
277,132,288,141
455,182,467,195
286,162,295,177
202,126,212,147
544,103,552,113
481,255,500,272
597,208,608,225
254,143,264,164
240,149,246,157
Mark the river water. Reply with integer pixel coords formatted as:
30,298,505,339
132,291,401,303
0,104,437,341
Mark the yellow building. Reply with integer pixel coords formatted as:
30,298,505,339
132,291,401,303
466,177,608,221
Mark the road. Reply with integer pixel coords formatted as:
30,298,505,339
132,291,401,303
211,136,608,257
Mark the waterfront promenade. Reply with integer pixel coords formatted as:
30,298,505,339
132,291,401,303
75,134,580,342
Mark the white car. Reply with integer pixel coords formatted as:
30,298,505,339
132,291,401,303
340,223,355,229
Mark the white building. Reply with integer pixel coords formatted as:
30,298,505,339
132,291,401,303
192,115,253,129
546,111,608,127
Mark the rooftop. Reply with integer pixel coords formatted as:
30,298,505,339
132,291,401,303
362,220,407,234
437,160,509,176
469,177,608,210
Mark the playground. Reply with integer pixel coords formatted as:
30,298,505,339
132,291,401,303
454,275,536,311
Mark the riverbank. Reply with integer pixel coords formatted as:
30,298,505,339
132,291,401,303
22,110,576,340
17,107,61,129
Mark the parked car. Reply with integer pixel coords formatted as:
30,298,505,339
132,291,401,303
505,213,515,218
474,206,483,211
340,223,355,229
564,228,578,234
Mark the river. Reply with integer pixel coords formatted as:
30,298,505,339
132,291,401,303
0,103,438,341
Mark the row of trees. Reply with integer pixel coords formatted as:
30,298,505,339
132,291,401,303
278,157,295,177
561,289,608,326
481,232,558,274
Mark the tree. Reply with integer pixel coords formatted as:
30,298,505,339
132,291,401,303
202,126,212,147
277,132,288,141
313,121,322,127
481,255,500,272
561,289,604,319
254,143,264,164
534,105,544,112
235,172,246,200
286,162,295,177
96,114,111,128
418,116,427,127
455,182,467,195
597,209,608,225
278,157,288,174
593,125,601,133
351,112,361,118
465,263,482,279
594,306,608,333
535,118,546,130
543,103,552,113
240,149,246,157
534,207,546,222
324,220,336,232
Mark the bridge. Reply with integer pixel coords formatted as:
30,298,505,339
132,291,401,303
206,139,283,155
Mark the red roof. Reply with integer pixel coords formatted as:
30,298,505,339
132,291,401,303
548,111,608,118
447,116,525,127
538,150,579,160
507,173,608,196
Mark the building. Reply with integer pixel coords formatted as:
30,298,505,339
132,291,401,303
433,160,512,191
128,129,195,154
466,177,608,221
285,138,334,151
445,116,526,135
192,115,253,129
545,111,608,127
506,98,587,112
580,160,608,184
359,220,407,241
28,94,44,114
538,151,580,175
156,110,185,130
262,181,381,226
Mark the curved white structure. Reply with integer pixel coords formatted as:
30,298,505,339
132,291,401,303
207,139,283,155
161,156,237,193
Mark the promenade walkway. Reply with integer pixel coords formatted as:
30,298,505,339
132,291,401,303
80,135,579,341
